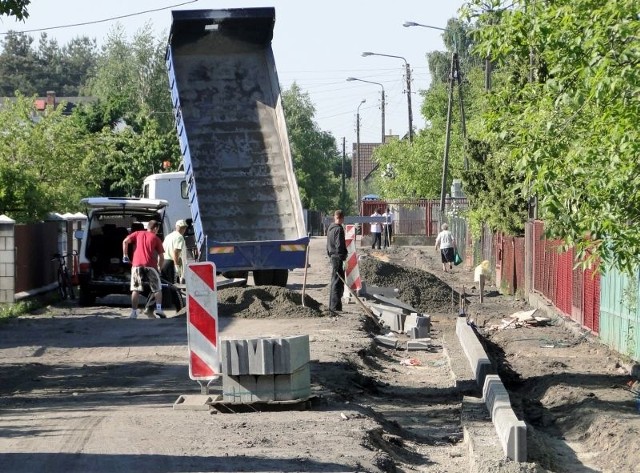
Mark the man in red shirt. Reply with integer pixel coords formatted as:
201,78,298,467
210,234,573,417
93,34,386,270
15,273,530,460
122,220,166,319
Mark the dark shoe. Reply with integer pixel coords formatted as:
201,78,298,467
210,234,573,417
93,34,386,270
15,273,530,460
154,309,167,319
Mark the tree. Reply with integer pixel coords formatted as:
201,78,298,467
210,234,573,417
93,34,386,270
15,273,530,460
467,0,640,271
282,83,343,213
0,0,29,20
86,22,173,133
0,31,97,97
91,116,179,197
0,94,101,221
0,32,38,96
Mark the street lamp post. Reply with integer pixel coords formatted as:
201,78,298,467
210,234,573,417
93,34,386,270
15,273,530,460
346,77,385,144
356,99,366,211
361,52,413,143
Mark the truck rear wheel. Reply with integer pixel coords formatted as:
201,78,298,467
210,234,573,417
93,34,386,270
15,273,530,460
253,269,288,287
272,269,288,287
252,269,273,286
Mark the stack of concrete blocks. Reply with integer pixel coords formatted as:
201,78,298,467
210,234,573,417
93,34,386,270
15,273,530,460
221,335,311,403
370,303,405,332
483,375,527,462
404,313,431,339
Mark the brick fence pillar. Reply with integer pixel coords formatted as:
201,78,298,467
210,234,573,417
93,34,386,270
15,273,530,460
0,215,16,303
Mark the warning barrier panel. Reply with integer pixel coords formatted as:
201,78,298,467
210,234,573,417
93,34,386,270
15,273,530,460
185,261,219,381
344,225,362,292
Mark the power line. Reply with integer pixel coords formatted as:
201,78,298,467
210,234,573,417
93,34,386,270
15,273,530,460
0,0,199,35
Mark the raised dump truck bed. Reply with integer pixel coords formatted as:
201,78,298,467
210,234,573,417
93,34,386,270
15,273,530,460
166,8,308,285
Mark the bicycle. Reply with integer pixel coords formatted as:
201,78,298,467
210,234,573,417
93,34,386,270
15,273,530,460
51,252,76,301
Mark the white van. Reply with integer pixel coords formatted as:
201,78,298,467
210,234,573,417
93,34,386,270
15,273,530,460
142,171,196,258
75,197,183,311
142,172,191,229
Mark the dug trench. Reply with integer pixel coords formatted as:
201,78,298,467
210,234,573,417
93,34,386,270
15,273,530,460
2,239,638,473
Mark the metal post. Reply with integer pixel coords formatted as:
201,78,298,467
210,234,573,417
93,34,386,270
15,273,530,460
361,52,411,142
341,137,346,209
356,99,366,211
346,77,385,144
380,89,386,143
454,54,468,170
405,62,413,143
439,52,456,218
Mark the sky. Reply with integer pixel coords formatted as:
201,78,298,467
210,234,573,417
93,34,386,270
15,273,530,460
1,0,467,153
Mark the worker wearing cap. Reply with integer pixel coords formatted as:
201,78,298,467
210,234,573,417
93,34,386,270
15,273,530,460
162,219,189,284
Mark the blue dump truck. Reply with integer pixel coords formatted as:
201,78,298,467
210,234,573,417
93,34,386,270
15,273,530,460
166,8,308,287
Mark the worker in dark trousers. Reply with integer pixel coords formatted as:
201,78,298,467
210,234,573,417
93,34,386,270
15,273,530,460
326,209,348,313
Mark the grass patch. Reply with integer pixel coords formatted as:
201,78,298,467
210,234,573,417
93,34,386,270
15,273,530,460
0,300,41,324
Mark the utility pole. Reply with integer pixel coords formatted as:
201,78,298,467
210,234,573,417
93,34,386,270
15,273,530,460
341,137,346,210
439,52,456,219
356,99,366,213
405,62,413,142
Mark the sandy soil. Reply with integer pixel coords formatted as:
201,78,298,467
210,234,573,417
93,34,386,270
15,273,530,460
0,237,638,473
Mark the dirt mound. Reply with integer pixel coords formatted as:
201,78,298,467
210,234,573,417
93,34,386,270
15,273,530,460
218,286,326,318
358,255,459,313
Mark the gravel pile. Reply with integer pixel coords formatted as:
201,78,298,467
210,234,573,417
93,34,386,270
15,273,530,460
358,256,459,313
218,286,326,318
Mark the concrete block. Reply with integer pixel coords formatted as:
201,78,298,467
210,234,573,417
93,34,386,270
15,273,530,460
0,289,13,303
224,339,249,375
222,374,250,403
378,311,403,332
360,281,399,298
274,364,311,401
220,340,232,374
406,339,433,351
374,335,398,349
456,317,494,387
255,374,276,401
0,276,14,291
0,249,14,264
273,335,310,374
370,302,405,315
247,338,274,375
482,374,527,462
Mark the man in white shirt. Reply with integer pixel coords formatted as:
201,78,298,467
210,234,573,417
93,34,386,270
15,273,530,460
370,208,382,249
382,207,394,249
161,219,188,284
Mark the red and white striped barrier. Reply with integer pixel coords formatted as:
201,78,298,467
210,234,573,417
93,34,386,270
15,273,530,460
344,224,362,292
185,261,219,381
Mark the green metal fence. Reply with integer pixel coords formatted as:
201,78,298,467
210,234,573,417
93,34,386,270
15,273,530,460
599,266,640,362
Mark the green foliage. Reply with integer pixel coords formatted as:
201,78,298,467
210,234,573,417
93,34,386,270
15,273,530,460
466,0,640,272
0,299,38,323
282,83,343,213
0,31,97,96
0,0,29,20
86,23,173,134
0,95,101,221
93,116,179,197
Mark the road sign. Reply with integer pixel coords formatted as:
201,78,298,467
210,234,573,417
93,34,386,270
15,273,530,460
344,224,362,292
185,261,219,381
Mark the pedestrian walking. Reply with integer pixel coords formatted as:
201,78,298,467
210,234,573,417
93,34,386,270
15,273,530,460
122,220,166,319
434,223,456,272
326,210,347,313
